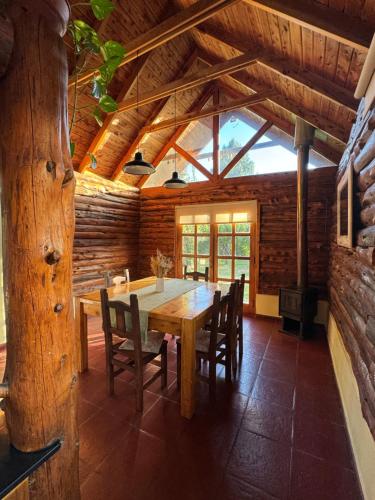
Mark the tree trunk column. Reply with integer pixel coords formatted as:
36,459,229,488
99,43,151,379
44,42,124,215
0,1,80,499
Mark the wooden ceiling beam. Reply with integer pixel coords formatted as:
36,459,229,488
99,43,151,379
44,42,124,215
218,81,344,165
141,91,273,133
78,53,151,173
137,85,215,188
200,52,349,143
220,120,272,177
173,143,214,180
243,0,373,52
69,0,240,87
116,51,258,114
110,50,199,181
195,27,358,112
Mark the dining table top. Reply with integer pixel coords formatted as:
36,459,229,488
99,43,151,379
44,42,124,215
79,276,230,321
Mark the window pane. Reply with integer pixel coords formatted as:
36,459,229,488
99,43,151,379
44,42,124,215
235,259,249,280
218,223,232,233
197,257,210,274
235,236,250,257
219,108,266,173
182,224,195,234
243,283,249,304
183,256,194,273
218,259,232,279
235,223,250,233
197,236,210,255
197,224,210,234
182,236,194,254
218,236,232,256
176,116,214,174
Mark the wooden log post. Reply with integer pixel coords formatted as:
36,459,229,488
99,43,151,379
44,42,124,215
0,1,80,499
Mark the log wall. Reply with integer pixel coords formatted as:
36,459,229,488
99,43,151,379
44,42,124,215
329,98,375,439
74,173,140,294
139,167,336,295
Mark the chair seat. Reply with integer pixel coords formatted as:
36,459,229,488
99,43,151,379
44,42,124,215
118,330,165,354
177,329,226,353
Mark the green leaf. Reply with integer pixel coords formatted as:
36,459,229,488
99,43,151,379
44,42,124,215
90,0,115,20
99,94,118,113
93,107,104,126
70,141,76,158
73,20,102,54
92,76,106,99
101,41,125,63
88,152,97,169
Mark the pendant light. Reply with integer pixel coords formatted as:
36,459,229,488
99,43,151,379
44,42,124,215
163,91,187,189
123,52,155,176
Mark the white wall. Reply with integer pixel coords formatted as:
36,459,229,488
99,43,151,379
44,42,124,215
327,313,375,500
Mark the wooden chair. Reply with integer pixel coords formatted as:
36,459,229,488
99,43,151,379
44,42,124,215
176,284,238,397
100,289,168,412
183,265,209,282
112,268,130,286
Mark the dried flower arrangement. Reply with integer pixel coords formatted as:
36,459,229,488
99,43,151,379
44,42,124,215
150,249,173,278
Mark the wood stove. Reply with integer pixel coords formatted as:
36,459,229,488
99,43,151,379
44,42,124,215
279,118,318,339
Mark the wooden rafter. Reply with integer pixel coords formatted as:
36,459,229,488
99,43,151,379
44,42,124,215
243,0,373,52
173,143,214,180
218,81,343,165
141,92,273,134
69,0,240,87
110,50,199,181
78,53,150,173
116,51,258,113
200,52,349,143
137,86,215,188
220,120,272,177
195,26,358,113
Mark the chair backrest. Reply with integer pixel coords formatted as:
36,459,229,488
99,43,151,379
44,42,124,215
104,271,111,288
222,281,240,350
207,290,222,358
183,266,209,282
100,289,143,364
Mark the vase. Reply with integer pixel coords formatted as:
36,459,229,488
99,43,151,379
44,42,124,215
155,277,164,292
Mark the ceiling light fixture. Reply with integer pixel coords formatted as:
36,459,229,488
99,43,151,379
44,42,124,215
123,52,155,176
163,90,187,189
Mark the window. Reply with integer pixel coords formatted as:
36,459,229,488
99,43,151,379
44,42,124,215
143,148,209,188
225,125,333,179
176,201,257,313
176,116,214,174
219,109,266,173
180,223,211,277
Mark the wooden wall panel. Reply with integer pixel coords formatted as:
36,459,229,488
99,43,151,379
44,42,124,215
139,167,336,295
73,173,140,294
329,98,375,439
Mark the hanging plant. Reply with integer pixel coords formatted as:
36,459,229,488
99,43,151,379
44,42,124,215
68,0,126,166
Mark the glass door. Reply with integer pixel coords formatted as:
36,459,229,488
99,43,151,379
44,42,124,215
179,223,212,279
214,222,255,314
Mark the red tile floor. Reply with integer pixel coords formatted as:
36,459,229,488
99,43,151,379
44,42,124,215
77,316,363,500
0,316,363,500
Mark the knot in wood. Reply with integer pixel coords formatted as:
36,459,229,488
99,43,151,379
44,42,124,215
54,303,64,313
62,168,75,187
46,160,56,173
45,248,61,265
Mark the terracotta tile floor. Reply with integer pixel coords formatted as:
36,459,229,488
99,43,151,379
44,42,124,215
0,317,363,500
78,316,363,500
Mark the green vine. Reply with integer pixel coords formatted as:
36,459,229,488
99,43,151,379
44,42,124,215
68,0,126,167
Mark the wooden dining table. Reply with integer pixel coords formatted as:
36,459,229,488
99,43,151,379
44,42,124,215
75,276,229,419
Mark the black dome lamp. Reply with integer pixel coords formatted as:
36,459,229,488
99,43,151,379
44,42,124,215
163,91,188,189
123,151,155,175
123,51,155,176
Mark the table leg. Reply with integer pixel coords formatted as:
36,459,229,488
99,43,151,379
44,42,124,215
180,317,196,419
74,297,88,372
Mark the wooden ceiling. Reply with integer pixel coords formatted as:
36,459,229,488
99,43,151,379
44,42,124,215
68,0,375,187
